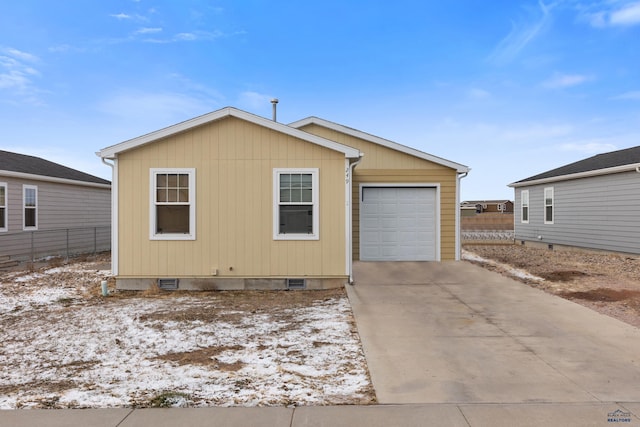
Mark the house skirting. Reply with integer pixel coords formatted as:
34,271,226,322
116,276,348,291
516,239,640,256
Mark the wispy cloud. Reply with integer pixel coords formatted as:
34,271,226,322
487,0,555,65
141,29,237,44
238,91,275,110
97,90,215,124
501,123,574,141
110,13,132,20
134,27,162,35
558,141,617,154
0,47,45,105
468,88,491,99
541,72,593,89
611,1,640,25
611,90,640,100
582,1,640,27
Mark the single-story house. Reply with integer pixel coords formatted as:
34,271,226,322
98,107,469,290
509,145,640,254
0,150,111,261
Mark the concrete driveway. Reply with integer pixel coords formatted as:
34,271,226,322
347,261,640,405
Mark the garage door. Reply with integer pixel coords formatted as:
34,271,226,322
360,187,437,261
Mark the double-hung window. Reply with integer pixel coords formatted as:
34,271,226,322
23,185,37,230
521,190,529,223
544,187,554,224
150,168,196,240
0,183,6,232
274,168,319,240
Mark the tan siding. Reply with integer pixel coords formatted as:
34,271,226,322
117,116,347,279
299,123,459,261
353,169,457,261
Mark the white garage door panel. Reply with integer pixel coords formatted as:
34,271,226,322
360,187,437,261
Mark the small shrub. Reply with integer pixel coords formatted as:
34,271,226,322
148,391,190,408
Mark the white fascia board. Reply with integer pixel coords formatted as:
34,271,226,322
0,170,111,189
99,107,361,159
289,116,470,173
508,163,640,188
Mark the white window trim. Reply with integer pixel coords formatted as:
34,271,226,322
544,187,554,224
149,168,196,241
23,184,38,231
0,182,7,232
273,168,319,240
521,190,529,224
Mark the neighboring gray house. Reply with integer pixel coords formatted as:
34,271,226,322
508,146,640,254
0,150,111,262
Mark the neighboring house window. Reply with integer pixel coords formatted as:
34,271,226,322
273,168,319,240
0,183,6,232
150,168,196,240
23,185,37,230
521,190,529,223
544,187,554,224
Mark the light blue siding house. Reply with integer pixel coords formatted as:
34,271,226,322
509,146,640,254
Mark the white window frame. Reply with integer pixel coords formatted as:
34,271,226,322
149,168,196,241
23,184,38,230
544,187,554,224
273,168,319,240
521,190,529,224
0,182,7,232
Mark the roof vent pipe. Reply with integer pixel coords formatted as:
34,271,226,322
271,98,278,122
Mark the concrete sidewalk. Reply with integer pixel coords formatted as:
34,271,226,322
1,403,639,426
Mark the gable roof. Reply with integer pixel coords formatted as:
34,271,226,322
98,107,361,159
0,150,110,187
509,145,640,187
289,116,470,173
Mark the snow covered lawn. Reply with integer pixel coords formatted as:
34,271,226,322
0,255,374,409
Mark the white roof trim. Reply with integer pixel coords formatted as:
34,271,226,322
99,107,361,159
508,163,640,188
289,116,470,173
0,170,111,189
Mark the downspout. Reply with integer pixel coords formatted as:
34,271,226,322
347,154,364,284
101,156,118,276
455,171,469,261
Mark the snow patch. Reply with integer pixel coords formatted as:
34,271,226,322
462,249,545,282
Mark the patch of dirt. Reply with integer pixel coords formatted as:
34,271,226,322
464,244,640,328
157,345,244,367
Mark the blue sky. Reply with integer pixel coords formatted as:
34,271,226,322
1,1,639,200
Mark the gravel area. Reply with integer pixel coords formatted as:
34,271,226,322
464,244,640,329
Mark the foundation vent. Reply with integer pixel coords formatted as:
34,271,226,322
286,278,306,290
158,278,179,290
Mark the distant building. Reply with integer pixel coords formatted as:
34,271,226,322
461,200,513,215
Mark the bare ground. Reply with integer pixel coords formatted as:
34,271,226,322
464,244,640,329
